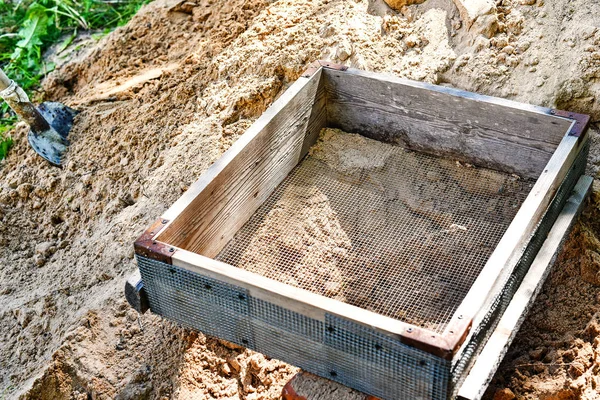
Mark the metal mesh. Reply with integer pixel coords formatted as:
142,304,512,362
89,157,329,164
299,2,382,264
137,256,450,400
216,135,534,333
324,315,450,400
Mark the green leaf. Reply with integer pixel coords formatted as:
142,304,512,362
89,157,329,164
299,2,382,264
56,29,76,54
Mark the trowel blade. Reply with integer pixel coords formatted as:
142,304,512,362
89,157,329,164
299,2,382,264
27,102,78,166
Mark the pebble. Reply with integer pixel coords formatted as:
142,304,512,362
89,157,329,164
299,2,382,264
336,40,352,61
227,357,241,372
33,254,46,267
502,45,515,55
221,362,231,376
493,388,516,400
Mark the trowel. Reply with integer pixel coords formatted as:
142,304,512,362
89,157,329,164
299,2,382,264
0,67,77,166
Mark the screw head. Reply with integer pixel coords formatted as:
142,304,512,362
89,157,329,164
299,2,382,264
162,219,168,224
406,328,413,333
550,110,556,114
169,248,174,253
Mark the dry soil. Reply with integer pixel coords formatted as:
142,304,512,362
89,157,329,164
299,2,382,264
0,0,599,399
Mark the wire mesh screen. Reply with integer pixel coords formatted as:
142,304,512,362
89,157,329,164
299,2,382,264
216,130,535,333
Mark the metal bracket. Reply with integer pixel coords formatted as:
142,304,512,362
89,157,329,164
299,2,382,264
549,109,590,138
133,218,175,264
302,60,349,78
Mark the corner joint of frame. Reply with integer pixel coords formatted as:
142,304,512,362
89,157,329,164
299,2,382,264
133,218,175,264
301,60,348,78
548,109,591,139
400,317,473,360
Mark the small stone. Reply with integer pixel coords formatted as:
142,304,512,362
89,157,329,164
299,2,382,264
493,388,516,400
221,362,231,376
249,355,262,370
502,45,515,54
34,254,46,267
120,157,129,166
453,0,497,36
129,325,141,335
405,34,419,47
471,14,498,38
336,40,353,61
492,36,509,48
227,357,241,372
518,0,536,4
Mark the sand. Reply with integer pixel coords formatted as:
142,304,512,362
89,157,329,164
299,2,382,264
217,128,532,332
0,0,599,398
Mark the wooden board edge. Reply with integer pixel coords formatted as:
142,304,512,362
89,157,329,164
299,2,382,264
170,248,457,359
456,175,593,400
448,132,588,345
334,67,578,127
159,67,325,224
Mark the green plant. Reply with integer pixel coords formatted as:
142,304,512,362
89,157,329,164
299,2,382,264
0,131,13,160
0,0,149,160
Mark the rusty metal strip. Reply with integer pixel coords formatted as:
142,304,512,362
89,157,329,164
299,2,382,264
133,218,175,264
399,317,473,360
549,109,591,138
302,60,349,78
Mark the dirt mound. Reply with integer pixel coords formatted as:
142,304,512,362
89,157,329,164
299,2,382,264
0,0,599,398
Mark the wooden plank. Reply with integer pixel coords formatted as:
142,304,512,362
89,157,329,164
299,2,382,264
450,133,588,349
323,68,573,179
171,247,455,359
159,69,326,256
171,248,411,338
456,175,592,400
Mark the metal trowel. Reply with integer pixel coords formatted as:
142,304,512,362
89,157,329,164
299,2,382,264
0,67,77,166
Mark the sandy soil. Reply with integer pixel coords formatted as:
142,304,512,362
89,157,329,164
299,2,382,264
0,0,598,398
